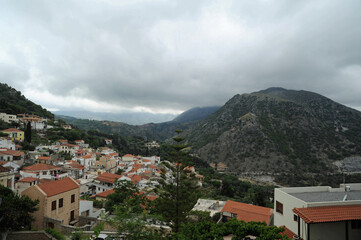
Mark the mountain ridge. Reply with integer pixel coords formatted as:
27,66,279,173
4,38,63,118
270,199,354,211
182,87,361,181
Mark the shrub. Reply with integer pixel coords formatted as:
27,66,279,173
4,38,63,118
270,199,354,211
45,228,66,240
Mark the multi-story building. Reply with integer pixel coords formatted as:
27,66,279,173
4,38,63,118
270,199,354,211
95,155,117,173
21,164,64,180
0,113,18,123
1,128,24,142
274,184,361,240
93,172,121,194
22,177,80,230
0,165,15,190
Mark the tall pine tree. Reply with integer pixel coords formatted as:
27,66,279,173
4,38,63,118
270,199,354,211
153,130,200,236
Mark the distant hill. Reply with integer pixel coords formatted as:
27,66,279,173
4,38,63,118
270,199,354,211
172,106,221,123
56,105,221,141
0,83,53,119
181,87,361,184
54,110,176,125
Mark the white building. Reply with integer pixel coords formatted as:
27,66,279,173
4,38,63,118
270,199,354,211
0,138,15,150
274,183,361,240
0,113,18,123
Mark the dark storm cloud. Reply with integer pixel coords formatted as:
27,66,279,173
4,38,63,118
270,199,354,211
1,0,361,113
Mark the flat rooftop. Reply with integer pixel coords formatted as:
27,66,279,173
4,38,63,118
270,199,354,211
289,190,361,202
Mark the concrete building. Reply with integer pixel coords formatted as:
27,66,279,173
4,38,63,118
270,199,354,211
274,184,361,240
22,177,80,230
192,199,226,217
15,177,38,195
0,113,18,123
93,172,121,194
1,128,24,142
21,164,65,180
0,137,15,150
95,155,117,173
0,165,15,190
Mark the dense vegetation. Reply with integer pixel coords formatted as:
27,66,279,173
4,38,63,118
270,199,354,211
0,83,53,119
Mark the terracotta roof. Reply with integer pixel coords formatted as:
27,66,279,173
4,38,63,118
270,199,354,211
0,148,24,157
37,156,51,160
221,200,273,225
148,165,159,169
95,172,122,184
93,188,115,198
146,195,158,201
279,226,297,239
293,205,361,223
23,164,61,172
131,175,142,184
66,161,85,170
61,143,78,148
37,177,79,197
123,154,135,158
39,179,53,184
1,128,23,132
18,177,38,183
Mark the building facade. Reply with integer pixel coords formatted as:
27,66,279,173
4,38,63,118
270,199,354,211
22,177,80,230
274,184,361,240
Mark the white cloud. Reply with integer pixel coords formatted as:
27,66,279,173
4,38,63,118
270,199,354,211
1,0,361,115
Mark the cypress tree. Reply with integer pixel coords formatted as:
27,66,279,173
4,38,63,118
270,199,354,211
25,121,32,143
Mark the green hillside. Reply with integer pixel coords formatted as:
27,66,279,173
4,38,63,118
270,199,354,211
0,83,54,119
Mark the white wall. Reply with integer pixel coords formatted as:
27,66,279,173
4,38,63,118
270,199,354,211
274,188,307,235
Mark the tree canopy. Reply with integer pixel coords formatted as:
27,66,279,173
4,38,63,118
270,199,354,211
0,185,39,239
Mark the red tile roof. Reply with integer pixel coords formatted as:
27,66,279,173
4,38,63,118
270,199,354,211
279,226,297,239
1,128,23,132
23,164,61,172
37,177,79,197
123,154,135,158
92,188,115,198
37,156,51,160
293,205,361,224
221,200,273,225
67,161,85,170
0,148,24,157
131,175,142,184
18,177,38,183
95,172,122,184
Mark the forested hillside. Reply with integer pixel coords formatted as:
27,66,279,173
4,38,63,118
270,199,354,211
0,83,53,119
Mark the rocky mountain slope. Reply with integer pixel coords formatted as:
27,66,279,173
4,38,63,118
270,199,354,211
183,87,361,178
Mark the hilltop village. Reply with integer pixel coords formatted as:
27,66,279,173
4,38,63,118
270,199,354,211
1,111,361,240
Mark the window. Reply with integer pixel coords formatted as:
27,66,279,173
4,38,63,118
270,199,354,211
59,198,63,208
294,214,298,222
351,220,361,229
51,200,56,211
71,194,75,203
276,201,283,214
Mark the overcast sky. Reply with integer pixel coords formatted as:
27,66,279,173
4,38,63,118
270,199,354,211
1,0,361,114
